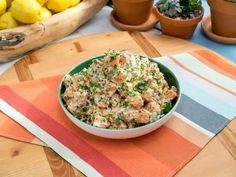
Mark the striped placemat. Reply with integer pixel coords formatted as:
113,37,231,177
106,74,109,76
0,49,235,177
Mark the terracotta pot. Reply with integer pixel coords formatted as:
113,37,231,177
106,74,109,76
208,0,236,38
156,7,204,39
112,0,154,25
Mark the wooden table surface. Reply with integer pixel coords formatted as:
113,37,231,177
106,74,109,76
0,31,236,177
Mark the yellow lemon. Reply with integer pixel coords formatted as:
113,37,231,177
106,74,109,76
70,0,80,7
46,0,71,12
0,11,20,29
39,7,52,20
6,0,13,8
11,0,42,24
0,0,7,16
37,0,49,6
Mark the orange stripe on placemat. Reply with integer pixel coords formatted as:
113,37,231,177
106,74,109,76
0,77,205,177
131,126,201,177
7,76,84,134
191,50,236,80
1,82,202,177
169,56,236,96
165,114,211,148
0,112,35,143
81,125,201,177
83,136,172,177
5,76,203,177
0,85,130,177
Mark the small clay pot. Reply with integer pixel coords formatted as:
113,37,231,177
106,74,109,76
112,0,154,25
156,7,204,39
208,0,236,38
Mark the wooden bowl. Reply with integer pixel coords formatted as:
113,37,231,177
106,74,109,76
0,0,108,62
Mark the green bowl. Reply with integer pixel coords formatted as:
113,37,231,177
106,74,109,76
58,55,181,139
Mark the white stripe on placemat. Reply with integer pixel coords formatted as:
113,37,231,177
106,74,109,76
0,99,102,177
156,57,236,119
173,112,215,138
173,53,236,94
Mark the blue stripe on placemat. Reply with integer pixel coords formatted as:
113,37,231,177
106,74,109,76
176,94,230,134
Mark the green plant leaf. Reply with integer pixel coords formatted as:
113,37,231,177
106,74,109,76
156,0,202,18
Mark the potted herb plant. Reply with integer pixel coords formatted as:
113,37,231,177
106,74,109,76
156,0,204,39
208,0,236,38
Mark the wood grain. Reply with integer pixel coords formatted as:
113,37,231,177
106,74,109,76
142,31,205,56
129,31,162,57
0,137,53,177
176,119,236,177
218,127,236,160
0,32,235,177
43,147,85,177
14,56,38,81
8,53,77,177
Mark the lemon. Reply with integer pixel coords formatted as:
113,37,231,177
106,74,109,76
37,0,49,6
0,11,20,29
11,0,42,24
40,7,52,20
70,0,80,7
46,0,71,12
6,0,13,8
0,0,7,16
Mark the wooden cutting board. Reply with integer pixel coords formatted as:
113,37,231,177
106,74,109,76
0,31,236,177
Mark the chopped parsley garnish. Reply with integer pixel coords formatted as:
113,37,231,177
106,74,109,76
106,74,112,80
162,102,172,114
89,97,95,104
114,114,124,123
127,90,137,96
141,64,145,70
65,80,73,86
112,65,119,74
153,77,161,84
90,81,100,88
135,80,148,93
105,49,120,62
117,86,123,93
82,106,89,112
152,70,157,76
123,100,129,107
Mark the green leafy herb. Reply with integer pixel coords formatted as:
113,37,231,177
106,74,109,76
135,80,148,93
115,114,124,123
65,80,73,86
162,102,172,114
156,0,202,19
105,49,120,62
127,90,137,96
152,70,157,76
90,81,100,88
123,100,129,107
82,106,89,112
153,77,161,84
89,97,95,104
112,65,119,74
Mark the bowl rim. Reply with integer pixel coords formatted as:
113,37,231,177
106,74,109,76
58,54,181,132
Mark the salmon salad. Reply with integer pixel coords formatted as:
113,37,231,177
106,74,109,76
62,50,177,129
